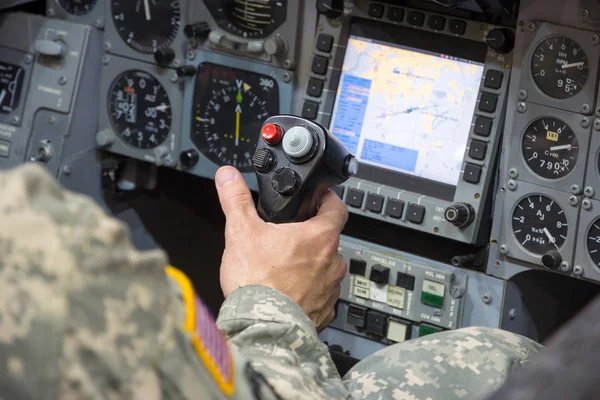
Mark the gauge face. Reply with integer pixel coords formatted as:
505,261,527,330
191,63,279,172
521,117,578,179
531,36,588,99
587,218,600,267
111,0,181,54
0,62,25,114
512,195,568,255
58,0,98,16
204,0,288,39
107,70,171,149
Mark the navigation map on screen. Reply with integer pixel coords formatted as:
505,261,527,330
329,35,485,187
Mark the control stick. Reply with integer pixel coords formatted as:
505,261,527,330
252,115,358,223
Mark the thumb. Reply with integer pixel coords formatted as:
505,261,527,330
215,166,258,222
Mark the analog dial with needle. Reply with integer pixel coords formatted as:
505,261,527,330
190,63,280,172
511,194,568,255
521,117,578,179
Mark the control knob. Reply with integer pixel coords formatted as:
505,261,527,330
154,48,175,66
485,28,515,54
177,66,196,77
184,22,210,39
253,148,276,173
272,167,299,195
34,39,66,57
264,36,287,56
542,250,562,270
444,203,475,228
180,149,199,169
316,0,344,19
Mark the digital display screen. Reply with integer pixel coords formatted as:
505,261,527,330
329,23,486,195
0,61,25,114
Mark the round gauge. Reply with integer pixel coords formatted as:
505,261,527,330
521,117,578,179
531,36,588,99
204,0,288,39
587,218,600,268
191,63,279,172
512,195,568,255
111,0,181,54
58,0,98,15
107,70,171,149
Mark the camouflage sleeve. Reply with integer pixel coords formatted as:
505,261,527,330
217,285,351,399
343,326,544,400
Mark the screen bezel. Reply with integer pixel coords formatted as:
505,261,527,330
332,18,488,202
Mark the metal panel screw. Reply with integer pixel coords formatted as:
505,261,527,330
595,118,600,131
104,42,111,52
573,265,584,276
59,76,68,85
94,19,104,29
10,116,19,125
582,198,592,210
581,116,591,128
23,54,33,64
62,165,71,176
582,104,592,114
583,9,591,18
101,55,110,65
482,294,492,304
48,115,56,125
508,168,518,178
507,179,517,190
172,59,181,68
509,309,516,319
283,72,292,82
593,35,600,45
450,286,464,298
517,102,527,113
518,90,527,100
584,186,595,197
170,73,178,83
47,8,55,17
283,59,293,69
187,51,195,60
570,184,582,194
527,22,536,31
500,245,509,254
560,261,572,273
568,195,579,206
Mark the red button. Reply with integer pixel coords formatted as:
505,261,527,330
261,123,283,145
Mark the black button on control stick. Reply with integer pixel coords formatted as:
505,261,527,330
272,167,299,195
253,148,276,173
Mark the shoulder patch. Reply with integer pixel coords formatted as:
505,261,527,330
165,266,235,396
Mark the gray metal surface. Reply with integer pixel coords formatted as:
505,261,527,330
574,198,600,281
178,49,294,191
302,0,514,245
188,0,302,70
97,55,183,167
329,235,504,351
47,0,106,29
486,0,600,284
0,12,102,178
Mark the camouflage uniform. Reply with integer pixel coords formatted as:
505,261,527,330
0,164,542,400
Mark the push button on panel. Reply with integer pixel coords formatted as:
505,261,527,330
421,279,445,308
387,319,410,343
428,15,446,31
332,185,345,199
346,188,365,208
301,101,319,120
479,92,498,113
407,11,425,26
349,259,367,276
419,324,442,337
366,193,384,213
347,304,367,328
366,311,387,337
484,70,504,90
368,3,385,18
449,19,466,35
369,265,390,284
387,7,404,22
385,199,404,219
316,34,334,53
463,163,482,184
396,272,415,291
311,56,329,75
307,78,324,97
469,140,487,161
0,140,10,158
387,286,406,309
407,204,426,224
353,275,370,299
474,116,493,137
282,126,314,158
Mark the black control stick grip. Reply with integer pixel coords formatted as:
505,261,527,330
252,115,358,223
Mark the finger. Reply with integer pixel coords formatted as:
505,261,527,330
309,190,349,233
214,166,260,223
317,309,336,333
331,255,347,285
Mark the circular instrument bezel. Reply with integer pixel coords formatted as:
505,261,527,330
203,0,288,39
57,0,99,16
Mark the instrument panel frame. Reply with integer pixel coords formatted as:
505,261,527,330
0,47,31,129
97,56,183,167
506,102,591,193
516,22,600,115
179,49,294,191
47,0,106,29
499,180,579,268
574,199,600,281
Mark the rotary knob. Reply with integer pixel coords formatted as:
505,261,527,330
180,149,199,169
444,203,475,228
264,36,287,56
272,167,299,195
184,22,211,39
316,0,344,19
542,250,562,269
485,28,515,54
253,148,276,173
154,48,175,66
